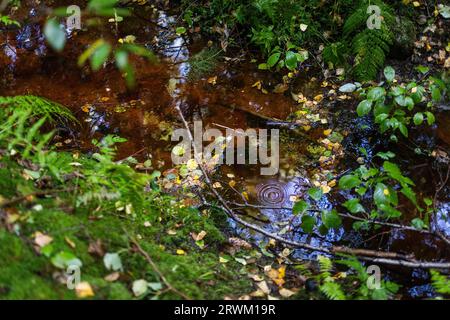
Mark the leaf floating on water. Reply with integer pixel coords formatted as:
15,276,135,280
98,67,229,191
207,76,217,85
167,78,178,96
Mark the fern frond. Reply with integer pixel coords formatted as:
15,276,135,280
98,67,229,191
320,281,346,300
187,47,221,81
0,95,78,124
336,256,367,279
318,256,333,273
323,41,349,67
343,5,367,37
351,26,393,81
430,270,450,295
341,0,397,81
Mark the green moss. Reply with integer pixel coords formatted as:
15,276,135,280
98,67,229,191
0,230,70,299
0,107,254,300
0,191,253,299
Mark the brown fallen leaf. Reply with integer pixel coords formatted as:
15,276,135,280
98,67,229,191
250,289,266,298
249,274,264,282
279,288,296,298
228,237,252,250
256,281,271,295
104,272,120,282
273,83,289,94
191,230,207,241
88,239,104,257
34,232,53,248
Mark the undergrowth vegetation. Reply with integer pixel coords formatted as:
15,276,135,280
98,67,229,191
0,104,253,299
181,0,417,80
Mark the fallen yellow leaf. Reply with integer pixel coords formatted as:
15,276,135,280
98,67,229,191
75,282,94,298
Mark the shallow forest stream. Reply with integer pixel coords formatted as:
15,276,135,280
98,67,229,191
0,0,449,300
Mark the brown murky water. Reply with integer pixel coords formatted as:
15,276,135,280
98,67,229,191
1,1,449,297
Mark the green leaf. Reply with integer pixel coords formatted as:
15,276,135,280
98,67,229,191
343,198,365,214
401,185,417,206
375,113,389,123
413,112,423,125
374,183,390,206
132,279,148,297
148,282,163,291
376,151,395,160
378,204,402,218
90,42,112,71
293,200,309,215
356,100,372,117
51,251,82,269
438,4,450,18
115,50,128,70
295,50,308,62
398,123,408,137
404,96,414,110
425,112,435,125
121,44,156,61
267,52,281,68
103,252,123,271
411,86,425,104
78,39,105,66
383,66,395,82
415,65,429,74
175,27,186,34
390,86,406,96
322,210,342,229
258,63,268,70
44,18,66,52
431,86,441,102
307,187,323,201
367,87,386,101
301,215,315,233
383,161,402,179
285,51,297,70
339,175,361,190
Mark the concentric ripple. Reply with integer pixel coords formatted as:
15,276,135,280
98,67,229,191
256,182,287,206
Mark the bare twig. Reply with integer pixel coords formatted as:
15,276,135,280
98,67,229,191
130,238,191,300
231,201,450,245
0,187,76,209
